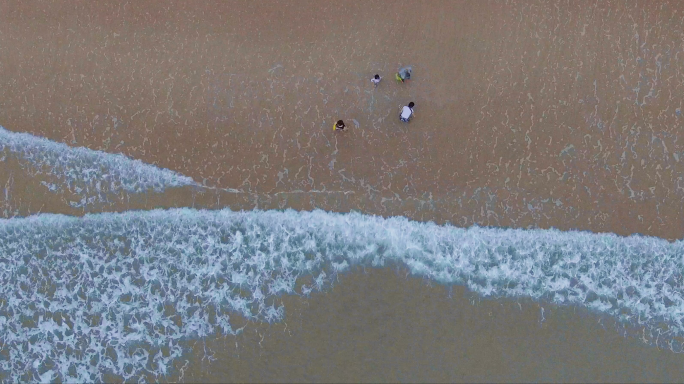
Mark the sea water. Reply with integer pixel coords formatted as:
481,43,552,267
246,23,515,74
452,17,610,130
1,127,684,382
1,208,684,382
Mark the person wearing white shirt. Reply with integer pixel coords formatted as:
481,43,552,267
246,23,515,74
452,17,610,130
400,102,415,122
371,74,382,87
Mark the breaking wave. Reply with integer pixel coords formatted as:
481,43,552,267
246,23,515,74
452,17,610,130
1,208,683,382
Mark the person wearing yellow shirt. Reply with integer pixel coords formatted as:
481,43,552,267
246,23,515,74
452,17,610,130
333,120,346,131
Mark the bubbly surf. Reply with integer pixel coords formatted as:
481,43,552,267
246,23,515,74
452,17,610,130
1,208,683,382
0,126,197,208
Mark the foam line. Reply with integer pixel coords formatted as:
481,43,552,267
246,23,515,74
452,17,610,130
0,126,198,208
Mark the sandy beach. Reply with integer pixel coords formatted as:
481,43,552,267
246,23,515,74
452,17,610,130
3,0,684,239
2,0,684,382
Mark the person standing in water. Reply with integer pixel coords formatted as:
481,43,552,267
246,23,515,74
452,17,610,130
371,74,382,87
395,66,412,83
333,120,347,131
400,102,415,122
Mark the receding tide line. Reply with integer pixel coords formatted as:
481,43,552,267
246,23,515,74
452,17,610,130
1,208,683,382
0,126,352,210
0,126,198,207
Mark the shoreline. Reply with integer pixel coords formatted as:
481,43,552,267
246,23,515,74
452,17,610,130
2,1,684,241
2,0,684,381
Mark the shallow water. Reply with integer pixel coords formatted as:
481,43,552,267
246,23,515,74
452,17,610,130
2,0,684,382
2,207,684,382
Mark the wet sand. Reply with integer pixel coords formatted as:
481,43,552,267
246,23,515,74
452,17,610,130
180,267,684,383
3,0,684,239
2,0,684,382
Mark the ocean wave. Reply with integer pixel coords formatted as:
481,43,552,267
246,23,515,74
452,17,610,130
0,126,197,208
1,208,683,382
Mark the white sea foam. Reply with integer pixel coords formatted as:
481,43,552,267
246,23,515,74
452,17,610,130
0,126,197,208
1,208,683,382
